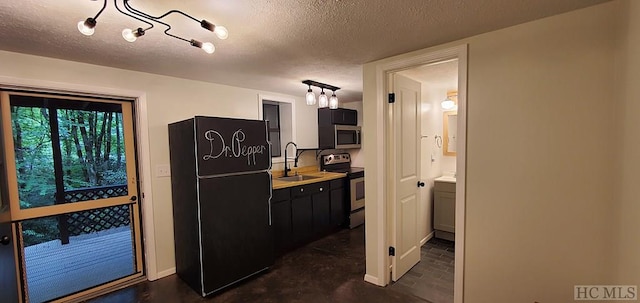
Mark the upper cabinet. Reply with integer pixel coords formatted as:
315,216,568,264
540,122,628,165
318,108,361,149
318,108,358,126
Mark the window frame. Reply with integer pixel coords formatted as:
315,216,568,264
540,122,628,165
262,103,282,157
257,94,296,164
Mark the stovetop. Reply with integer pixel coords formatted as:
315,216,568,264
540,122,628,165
320,153,364,178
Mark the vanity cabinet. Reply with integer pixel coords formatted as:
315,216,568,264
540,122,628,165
434,180,456,241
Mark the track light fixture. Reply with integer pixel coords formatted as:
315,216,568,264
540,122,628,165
302,80,340,109
78,0,228,54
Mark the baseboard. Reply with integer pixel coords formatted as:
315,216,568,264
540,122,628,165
155,267,176,280
364,274,384,286
420,231,435,246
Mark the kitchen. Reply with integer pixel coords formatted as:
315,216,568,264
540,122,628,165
167,108,366,297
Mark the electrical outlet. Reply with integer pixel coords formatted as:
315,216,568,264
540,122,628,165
156,164,171,177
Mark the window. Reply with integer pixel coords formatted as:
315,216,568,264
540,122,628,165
263,103,281,157
258,94,295,164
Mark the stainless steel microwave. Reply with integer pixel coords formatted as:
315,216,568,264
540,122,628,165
318,125,361,149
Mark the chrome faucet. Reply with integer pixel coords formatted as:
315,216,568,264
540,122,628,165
283,141,297,177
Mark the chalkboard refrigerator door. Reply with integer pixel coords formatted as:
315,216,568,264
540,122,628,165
197,171,274,295
194,116,271,176
170,116,274,296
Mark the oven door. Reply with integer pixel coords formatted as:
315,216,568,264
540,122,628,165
350,176,365,210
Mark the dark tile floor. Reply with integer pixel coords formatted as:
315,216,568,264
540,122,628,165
87,227,453,303
390,238,455,303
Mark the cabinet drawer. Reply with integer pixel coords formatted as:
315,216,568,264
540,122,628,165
330,178,345,189
434,181,456,193
272,188,290,201
291,181,329,198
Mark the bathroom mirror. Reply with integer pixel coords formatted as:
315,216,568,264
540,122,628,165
443,111,457,156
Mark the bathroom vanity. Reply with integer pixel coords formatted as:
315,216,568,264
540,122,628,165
434,176,456,241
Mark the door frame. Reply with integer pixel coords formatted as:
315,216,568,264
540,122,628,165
363,44,467,303
0,75,159,281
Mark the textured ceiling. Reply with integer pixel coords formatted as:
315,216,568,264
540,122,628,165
0,0,609,102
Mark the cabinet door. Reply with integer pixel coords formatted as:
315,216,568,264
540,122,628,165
272,199,292,255
339,109,358,125
330,187,345,227
198,173,274,294
434,191,456,233
291,196,313,244
312,189,331,234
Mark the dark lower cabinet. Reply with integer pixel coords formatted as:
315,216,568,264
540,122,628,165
291,195,313,245
312,190,331,234
330,182,346,227
272,178,346,255
272,188,293,256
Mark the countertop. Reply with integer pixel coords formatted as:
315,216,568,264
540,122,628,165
434,175,457,183
272,170,347,190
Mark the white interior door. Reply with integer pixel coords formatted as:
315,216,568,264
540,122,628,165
390,73,422,281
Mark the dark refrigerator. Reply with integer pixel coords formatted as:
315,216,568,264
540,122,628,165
168,116,274,297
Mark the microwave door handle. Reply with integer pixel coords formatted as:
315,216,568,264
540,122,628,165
356,129,361,145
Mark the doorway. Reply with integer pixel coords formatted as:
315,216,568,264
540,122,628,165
362,44,467,303
0,91,144,302
388,59,459,303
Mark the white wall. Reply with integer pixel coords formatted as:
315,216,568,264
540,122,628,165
364,1,621,302
419,83,457,178
615,0,640,286
0,50,319,274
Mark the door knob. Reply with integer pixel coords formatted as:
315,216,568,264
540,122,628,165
130,196,137,202
417,181,425,187
0,235,10,246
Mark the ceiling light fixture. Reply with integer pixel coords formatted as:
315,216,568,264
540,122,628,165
305,84,317,105
302,80,340,109
318,89,329,108
441,90,458,110
77,0,107,36
78,0,228,54
121,27,145,42
329,90,339,109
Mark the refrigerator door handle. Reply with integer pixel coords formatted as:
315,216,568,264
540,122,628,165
268,173,273,226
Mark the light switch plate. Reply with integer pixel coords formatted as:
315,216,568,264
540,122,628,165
156,164,171,177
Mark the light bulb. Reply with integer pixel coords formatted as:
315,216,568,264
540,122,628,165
122,28,137,42
201,42,215,54
441,99,455,110
329,92,339,109
78,18,96,36
318,91,329,108
306,88,316,105
214,26,229,40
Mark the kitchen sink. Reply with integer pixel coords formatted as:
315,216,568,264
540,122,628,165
276,175,321,182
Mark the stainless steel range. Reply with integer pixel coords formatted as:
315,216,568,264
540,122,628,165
321,153,365,229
